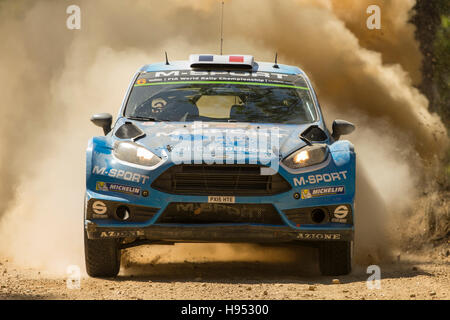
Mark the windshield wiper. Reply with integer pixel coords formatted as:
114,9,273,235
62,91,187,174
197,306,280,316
126,116,160,121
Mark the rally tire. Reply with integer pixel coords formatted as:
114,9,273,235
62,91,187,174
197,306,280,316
318,241,352,276
84,229,121,278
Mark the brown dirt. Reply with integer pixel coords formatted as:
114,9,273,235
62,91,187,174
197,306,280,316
0,244,448,300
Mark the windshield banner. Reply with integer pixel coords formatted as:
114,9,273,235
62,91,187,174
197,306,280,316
135,70,309,90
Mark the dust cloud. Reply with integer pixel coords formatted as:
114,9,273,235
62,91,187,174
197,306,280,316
0,0,447,274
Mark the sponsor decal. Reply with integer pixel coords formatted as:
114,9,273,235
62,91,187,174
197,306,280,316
92,201,107,215
331,205,350,223
208,196,235,204
92,166,149,185
293,171,348,187
175,203,265,217
96,181,141,196
296,233,341,240
135,70,309,90
100,230,144,238
301,186,345,199
334,205,349,219
331,218,348,223
151,98,167,113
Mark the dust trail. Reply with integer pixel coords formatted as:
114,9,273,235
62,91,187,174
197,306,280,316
0,0,447,274
120,243,318,277
331,0,423,84
222,0,447,156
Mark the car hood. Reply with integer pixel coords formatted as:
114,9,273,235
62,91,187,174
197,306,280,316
112,118,325,161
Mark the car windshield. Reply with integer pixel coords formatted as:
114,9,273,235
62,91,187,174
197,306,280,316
124,72,318,124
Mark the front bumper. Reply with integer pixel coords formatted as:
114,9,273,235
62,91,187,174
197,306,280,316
85,220,353,243
85,195,354,243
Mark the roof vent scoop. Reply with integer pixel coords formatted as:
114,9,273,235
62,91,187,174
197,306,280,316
189,54,254,70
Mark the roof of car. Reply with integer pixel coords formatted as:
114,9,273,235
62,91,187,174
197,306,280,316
139,60,306,77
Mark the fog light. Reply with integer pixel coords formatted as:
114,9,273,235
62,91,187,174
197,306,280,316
115,206,130,221
311,209,326,224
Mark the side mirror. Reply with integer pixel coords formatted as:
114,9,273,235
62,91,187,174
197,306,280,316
91,113,112,135
331,119,355,141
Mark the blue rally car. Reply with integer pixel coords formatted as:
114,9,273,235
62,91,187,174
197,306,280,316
85,54,356,277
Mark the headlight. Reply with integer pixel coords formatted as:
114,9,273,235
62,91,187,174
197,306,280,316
283,144,328,169
113,141,162,167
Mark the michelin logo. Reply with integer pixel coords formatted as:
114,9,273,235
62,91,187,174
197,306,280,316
301,186,345,199
293,171,347,187
96,181,141,196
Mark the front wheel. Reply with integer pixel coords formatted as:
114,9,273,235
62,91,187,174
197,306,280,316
84,229,121,278
318,241,352,276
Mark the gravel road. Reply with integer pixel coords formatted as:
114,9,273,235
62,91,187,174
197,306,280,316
0,243,448,300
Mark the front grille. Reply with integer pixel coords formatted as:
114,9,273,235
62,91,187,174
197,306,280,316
131,206,160,222
152,165,291,196
157,202,285,225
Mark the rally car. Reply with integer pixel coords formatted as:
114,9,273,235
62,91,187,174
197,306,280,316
85,54,356,277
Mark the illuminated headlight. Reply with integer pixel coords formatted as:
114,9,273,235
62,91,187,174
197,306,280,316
113,141,161,167
283,144,328,169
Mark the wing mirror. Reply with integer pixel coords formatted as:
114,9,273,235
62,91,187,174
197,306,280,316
331,119,355,141
91,113,112,135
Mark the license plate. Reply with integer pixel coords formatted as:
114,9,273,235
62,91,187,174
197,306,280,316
208,196,235,203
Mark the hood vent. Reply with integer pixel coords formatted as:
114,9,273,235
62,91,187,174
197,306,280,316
300,125,328,142
115,122,145,140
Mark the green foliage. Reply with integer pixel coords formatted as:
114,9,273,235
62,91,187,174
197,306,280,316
433,13,450,127
433,2,450,127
